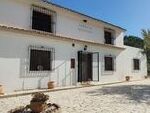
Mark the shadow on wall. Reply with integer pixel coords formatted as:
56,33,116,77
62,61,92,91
86,85,150,104
0,51,76,91
20,60,76,88
53,61,76,87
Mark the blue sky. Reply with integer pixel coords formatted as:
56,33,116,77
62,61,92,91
50,0,150,38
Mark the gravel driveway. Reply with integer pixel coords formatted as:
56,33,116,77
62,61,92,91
1,79,150,113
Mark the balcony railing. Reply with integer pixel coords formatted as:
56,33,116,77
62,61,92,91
104,37,115,45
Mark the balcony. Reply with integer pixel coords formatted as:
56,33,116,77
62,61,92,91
104,30,115,45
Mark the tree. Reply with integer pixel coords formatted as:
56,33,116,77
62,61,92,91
142,29,150,49
142,29,150,75
124,35,144,49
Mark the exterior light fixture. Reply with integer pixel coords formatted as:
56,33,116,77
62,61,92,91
84,45,87,51
83,19,87,23
72,43,75,47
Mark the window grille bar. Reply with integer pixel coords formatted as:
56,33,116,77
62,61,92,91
28,45,55,73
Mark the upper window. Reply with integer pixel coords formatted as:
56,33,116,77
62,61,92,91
104,31,114,45
133,59,140,70
104,56,114,71
32,6,56,33
29,47,54,71
32,10,52,33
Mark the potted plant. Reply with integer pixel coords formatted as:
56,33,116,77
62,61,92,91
47,81,55,89
8,92,61,113
145,76,148,79
125,76,130,81
0,85,4,95
30,92,49,113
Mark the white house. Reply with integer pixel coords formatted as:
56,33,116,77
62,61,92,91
0,0,147,93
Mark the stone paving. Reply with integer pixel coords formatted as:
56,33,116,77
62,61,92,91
0,79,150,113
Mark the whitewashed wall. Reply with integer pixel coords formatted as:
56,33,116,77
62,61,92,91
0,30,125,93
0,0,31,29
121,46,147,80
0,30,147,93
0,0,124,47
56,12,105,43
0,31,76,92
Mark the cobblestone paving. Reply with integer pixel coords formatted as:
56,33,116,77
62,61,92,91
0,80,150,113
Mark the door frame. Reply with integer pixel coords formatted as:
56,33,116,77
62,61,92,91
78,51,99,82
92,52,100,82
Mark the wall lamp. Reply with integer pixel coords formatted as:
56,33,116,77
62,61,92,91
84,45,87,51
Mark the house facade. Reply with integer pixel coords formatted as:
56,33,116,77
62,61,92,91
0,0,147,93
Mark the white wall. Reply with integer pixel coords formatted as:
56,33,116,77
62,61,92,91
0,30,125,93
54,9,124,47
115,32,124,47
0,0,124,48
0,31,76,92
0,0,31,29
56,12,105,43
0,30,147,93
121,46,147,80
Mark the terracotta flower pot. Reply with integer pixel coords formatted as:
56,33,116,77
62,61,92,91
0,85,4,95
30,102,47,113
125,76,130,81
47,81,55,89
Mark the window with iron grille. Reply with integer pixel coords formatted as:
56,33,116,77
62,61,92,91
133,59,140,70
32,10,52,33
31,6,56,33
104,56,114,71
104,31,114,45
29,46,55,71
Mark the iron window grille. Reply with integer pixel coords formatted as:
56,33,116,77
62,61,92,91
31,5,56,33
104,56,115,71
28,45,55,72
104,29,116,45
133,59,140,70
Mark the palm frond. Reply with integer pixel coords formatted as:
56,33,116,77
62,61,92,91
142,29,150,49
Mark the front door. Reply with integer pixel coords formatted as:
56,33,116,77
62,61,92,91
78,51,99,82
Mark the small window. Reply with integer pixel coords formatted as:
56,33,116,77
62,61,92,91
104,31,114,44
71,58,75,69
30,49,52,71
133,59,140,70
32,10,52,33
104,56,114,71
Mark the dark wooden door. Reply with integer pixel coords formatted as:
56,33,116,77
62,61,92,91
78,51,92,82
86,53,92,81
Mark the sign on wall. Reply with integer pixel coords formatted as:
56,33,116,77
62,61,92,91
78,23,93,33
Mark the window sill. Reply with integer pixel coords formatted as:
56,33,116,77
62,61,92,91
31,29,54,34
104,43,115,46
28,70,53,73
132,70,140,73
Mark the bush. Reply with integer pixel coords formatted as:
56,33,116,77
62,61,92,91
31,92,49,103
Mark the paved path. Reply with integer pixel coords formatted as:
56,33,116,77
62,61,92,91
1,79,150,113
